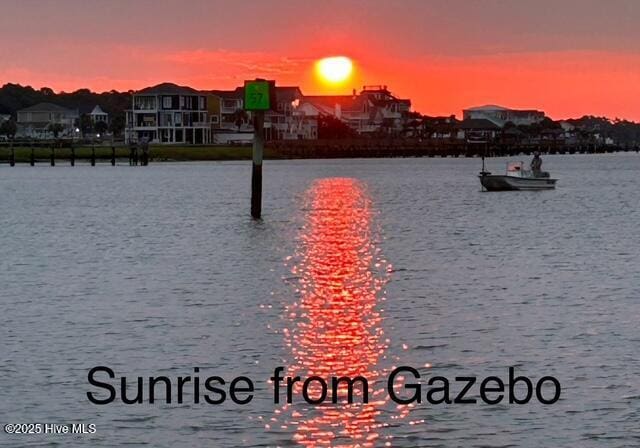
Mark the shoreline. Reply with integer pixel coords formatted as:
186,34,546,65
0,142,638,164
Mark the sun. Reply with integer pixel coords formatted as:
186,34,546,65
316,56,353,84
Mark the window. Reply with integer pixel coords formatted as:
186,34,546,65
199,97,205,110
223,99,238,109
163,96,172,109
180,96,185,109
211,115,219,124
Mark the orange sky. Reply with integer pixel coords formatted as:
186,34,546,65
1,0,639,120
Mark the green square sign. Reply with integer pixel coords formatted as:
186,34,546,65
244,80,274,111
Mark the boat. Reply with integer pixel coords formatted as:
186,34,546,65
479,162,557,191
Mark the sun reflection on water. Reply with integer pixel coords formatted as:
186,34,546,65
274,178,410,447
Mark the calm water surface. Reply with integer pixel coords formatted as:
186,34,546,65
1,155,639,447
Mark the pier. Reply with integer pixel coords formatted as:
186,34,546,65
0,140,147,166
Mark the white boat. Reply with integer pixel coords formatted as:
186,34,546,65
479,162,557,191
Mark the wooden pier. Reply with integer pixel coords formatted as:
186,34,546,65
0,140,148,166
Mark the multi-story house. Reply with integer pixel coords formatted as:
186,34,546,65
125,83,211,144
206,86,303,142
265,86,304,140
292,85,411,138
16,102,79,138
206,88,253,144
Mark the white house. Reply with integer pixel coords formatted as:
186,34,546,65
292,85,411,138
463,105,545,127
89,105,108,124
16,102,79,138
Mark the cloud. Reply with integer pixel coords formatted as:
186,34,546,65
162,49,308,76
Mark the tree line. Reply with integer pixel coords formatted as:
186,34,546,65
0,83,130,138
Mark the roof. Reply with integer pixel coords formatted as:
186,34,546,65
460,118,502,130
18,102,76,113
275,86,303,102
465,104,510,112
302,95,368,112
90,105,107,115
136,82,201,95
207,87,244,100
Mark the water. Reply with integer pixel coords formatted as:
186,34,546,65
1,155,639,447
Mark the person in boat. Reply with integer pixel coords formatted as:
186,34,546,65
530,152,542,176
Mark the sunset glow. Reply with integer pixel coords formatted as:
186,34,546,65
1,1,640,119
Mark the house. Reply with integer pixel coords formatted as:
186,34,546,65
265,86,304,140
359,85,411,134
206,85,304,142
89,105,108,124
294,94,369,137
206,88,253,144
208,88,247,130
125,83,211,144
420,115,461,140
16,102,79,139
459,118,501,142
463,105,545,127
292,85,411,138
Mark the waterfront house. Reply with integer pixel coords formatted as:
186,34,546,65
293,85,411,138
463,105,545,127
16,102,79,139
206,85,303,142
125,83,211,144
459,118,501,142
206,88,253,144
265,86,304,140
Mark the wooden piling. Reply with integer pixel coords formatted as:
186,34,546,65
91,145,96,166
70,145,75,166
9,143,15,167
30,144,35,166
111,146,116,166
251,110,265,219
50,146,55,166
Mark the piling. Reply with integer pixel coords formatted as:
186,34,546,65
111,146,116,166
30,144,35,166
70,145,75,166
251,110,265,219
91,145,96,166
50,146,55,166
140,139,149,166
9,143,15,167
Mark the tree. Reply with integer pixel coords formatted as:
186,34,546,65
317,114,356,139
232,108,248,131
78,113,93,136
0,119,17,139
47,122,64,138
94,120,108,136
108,113,125,137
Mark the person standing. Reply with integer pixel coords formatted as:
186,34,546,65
531,151,542,175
